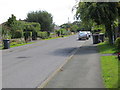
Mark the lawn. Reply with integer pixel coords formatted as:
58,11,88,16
98,42,116,54
10,41,35,48
101,56,119,88
98,41,120,88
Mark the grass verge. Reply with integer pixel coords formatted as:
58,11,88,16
10,42,35,48
98,42,116,54
101,56,119,88
98,41,120,88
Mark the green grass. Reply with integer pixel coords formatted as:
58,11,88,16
101,56,119,88
98,41,120,88
1,41,36,49
98,42,116,54
10,42,35,48
44,36,61,40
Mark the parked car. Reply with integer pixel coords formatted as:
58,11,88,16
86,31,91,37
78,31,89,40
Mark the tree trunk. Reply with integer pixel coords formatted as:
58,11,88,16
105,24,113,44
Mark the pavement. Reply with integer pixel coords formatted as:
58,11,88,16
44,38,105,88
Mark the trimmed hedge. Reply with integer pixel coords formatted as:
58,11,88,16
38,31,49,39
56,29,70,36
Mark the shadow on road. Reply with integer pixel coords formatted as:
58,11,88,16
76,39,88,42
48,44,98,57
75,44,98,55
49,47,78,57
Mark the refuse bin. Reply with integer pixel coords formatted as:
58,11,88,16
92,34,99,44
3,39,10,49
99,34,104,42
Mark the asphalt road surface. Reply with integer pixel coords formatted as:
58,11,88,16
2,35,86,88
45,39,104,88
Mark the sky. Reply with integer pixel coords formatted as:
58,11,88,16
0,0,78,25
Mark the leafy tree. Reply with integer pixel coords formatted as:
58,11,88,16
6,14,26,39
70,25,78,32
2,23,11,39
79,20,94,31
26,10,53,32
117,2,120,37
6,14,17,38
76,2,118,44
72,21,81,27
60,23,72,29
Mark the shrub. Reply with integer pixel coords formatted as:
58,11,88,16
55,30,61,36
24,31,31,41
55,29,70,36
10,42,17,46
60,29,67,35
38,31,49,39
10,39,25,45
32,31,37,40
115,37,120,52
14,30,23,38
50,33,56,38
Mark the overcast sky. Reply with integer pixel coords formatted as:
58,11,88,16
0,0,78,25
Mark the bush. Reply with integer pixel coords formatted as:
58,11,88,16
14,30,23,38
55,30,61,36
24,31,31,41
50,33,57,38
55,29,70,36
10,39,25,44
38,31,49,39
115,37,120,52
60,29,67,35
32,31,37,40
10,42,17,46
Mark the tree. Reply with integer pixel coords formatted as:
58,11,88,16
76,2,118,44
79,20,94,31
60,23,73,31
26,10,53,32
6,14,25,39
2,23,11,39
70,25,78,32
6,14,17,38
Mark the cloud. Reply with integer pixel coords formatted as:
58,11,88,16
0,0,76,25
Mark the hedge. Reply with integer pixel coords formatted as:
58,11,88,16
38,31,49,39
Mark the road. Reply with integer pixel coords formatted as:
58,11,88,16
2,35,86,88
45,39,104,88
